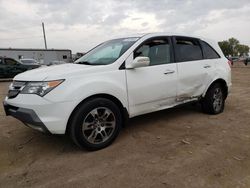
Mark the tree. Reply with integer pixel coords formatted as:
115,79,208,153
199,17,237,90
235,44,249,56
218,41,232,57
228,38,239,56
218,37,249,57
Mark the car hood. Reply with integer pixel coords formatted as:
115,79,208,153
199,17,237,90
14,63,106,81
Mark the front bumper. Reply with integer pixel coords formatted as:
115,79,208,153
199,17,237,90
3,94,77,134
3,101,50,133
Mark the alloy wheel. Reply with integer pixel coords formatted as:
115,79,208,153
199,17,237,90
213,88,223,112
82,107,116,144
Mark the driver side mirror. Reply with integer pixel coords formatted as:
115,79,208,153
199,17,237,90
126,56,150,69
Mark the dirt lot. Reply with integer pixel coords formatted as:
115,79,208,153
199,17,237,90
0,67,250,188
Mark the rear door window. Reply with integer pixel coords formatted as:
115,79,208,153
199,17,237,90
174,37,203,62
200,40,220,59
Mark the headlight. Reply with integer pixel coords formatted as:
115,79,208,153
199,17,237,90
21,80,64,97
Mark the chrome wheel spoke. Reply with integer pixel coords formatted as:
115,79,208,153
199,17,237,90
101,109,111,120
88,130,98,143
104,121,115,128
100,130,108,140
90,108,99,118
82,121,94,131
213,102,219,111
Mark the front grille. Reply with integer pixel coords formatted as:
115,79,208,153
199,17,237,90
8,81,26,99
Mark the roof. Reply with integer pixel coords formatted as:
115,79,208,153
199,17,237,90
0,48,71,52
114,32,203,39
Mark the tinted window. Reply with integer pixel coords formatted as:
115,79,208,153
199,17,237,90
134,38,171,66
201,41,220,59
5,58,18,65
174,37,203,62
63,55,67,59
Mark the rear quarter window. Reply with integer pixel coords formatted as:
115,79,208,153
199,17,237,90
174,37,203,62
200,41,220,59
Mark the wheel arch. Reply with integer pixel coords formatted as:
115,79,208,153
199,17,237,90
66,93,129,134
203,78,228,99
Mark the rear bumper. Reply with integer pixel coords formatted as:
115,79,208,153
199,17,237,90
3,101,50,133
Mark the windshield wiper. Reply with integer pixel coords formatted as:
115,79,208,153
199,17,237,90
76,61,92,65
76,61,107,66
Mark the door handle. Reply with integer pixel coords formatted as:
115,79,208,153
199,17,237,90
203,65,211,68
164,70,175,74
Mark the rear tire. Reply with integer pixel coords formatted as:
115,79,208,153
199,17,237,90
69,98,122,151
201,83,225,115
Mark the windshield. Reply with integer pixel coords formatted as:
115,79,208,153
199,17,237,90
75,37,139,65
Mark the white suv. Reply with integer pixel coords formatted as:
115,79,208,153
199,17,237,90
3,33,231,150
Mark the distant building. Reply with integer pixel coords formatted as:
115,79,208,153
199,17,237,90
0,48,72,65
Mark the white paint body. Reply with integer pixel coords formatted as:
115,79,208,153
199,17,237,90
4,33,231,134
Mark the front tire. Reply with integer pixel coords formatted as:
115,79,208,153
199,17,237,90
69,98,122,150
201,83,225,115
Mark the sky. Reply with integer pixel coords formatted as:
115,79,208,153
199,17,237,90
0,0,250,53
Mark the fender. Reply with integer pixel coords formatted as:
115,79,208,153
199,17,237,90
72,80,128,110
202,77,229,98
202,57,231,97
59,70,128,110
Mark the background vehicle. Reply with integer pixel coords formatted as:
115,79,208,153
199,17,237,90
241,57,250,66
227,56,240,65
246,57,250,65
20,58,40,66
0,57,40,78
229,56,239,62
3,33,231,150
47,60,66,66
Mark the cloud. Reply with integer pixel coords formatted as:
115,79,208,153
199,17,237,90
0,0,250,53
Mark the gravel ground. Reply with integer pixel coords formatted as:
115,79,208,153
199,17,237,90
0,67,250,188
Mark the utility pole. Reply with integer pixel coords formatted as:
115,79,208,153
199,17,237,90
42,22,47,49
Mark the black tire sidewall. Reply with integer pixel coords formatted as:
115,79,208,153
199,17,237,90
70,98,122,150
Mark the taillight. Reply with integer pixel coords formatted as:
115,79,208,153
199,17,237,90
227,60,232,68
